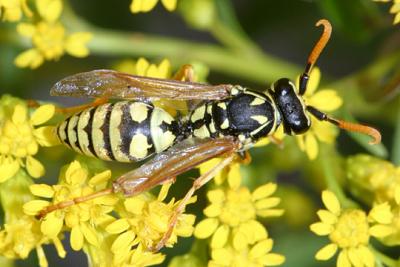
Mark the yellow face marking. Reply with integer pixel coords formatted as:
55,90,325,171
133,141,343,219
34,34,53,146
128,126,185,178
129,133,152,159
151,107,176,153
217,102,227,110
250,98,266,106
92,104,111,161
77,108,94,157
130,102,148,123
220,119,229,129
251,115,268,125
110,102,130,162
67,114,80,152
191,105,206,122
193,125,210,138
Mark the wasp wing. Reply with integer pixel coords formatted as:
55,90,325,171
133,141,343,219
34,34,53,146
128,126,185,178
51,70,233,101
113,137,239,196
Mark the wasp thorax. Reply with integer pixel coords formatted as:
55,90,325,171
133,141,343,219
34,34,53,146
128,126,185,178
270,78,311,135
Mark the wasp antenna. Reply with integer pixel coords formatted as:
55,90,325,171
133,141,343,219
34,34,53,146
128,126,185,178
36,188,113,219
327,117,381,145
306,106,381,145
299,19,332,95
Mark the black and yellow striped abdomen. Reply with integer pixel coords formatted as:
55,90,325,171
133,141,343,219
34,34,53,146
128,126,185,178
56,101,180,162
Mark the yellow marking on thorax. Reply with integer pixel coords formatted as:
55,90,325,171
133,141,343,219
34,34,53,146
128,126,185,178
92,104,112,161
217,102,227,110
220,119,229,129
77,108,94,157
191,105,206,122
109,102,130,162
67,114,80,153
251,115,268,125
250,98,266,106
130,102,149,123
151,107,176,153
129,133,152,159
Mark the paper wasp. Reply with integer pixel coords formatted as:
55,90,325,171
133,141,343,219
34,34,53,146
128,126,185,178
37,19,381,251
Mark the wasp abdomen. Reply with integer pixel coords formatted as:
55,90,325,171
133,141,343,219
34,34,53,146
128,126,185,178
57,101,179,162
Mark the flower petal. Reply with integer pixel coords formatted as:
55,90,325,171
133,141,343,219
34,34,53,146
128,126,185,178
211,225,229,249
310,222,333,236
106,219,130,234
14,49,44,69
369,202,393,224
322,190,341,215
0,157,20,182
26,156,45,178
36,0,62,22
307,90,342,111
317,210,337,225
250,239,273,258
30,104,55,126
161,0,177,11
30,184,54,198
194,218,219,239
369,224,393,238
252,183,277,201
111,230,135,254
305,132,318,160
80,222,99,246
89,170,112,186
337,250,351,267
23,200,50,215
315,243,337,260
41,212,63,237
70,226,84,251
34,126,60,146
65,32,92,58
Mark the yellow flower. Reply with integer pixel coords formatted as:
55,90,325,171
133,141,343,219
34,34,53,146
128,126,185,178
195,161,283,249
23,161,118,251
0,215,65,267
374,0,400,24
347,154,400,204
208,236,285,267
295,67,343,160
0,103,57,181
0,0,32,22
310,190,394,266
14,0,92,68
115,57,171,78
106,182,195,265
130,0,177,13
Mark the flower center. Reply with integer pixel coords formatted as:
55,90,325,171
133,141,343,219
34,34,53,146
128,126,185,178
0,119,38,158
219,188,256,227
329,209,369,248
33,22,65,59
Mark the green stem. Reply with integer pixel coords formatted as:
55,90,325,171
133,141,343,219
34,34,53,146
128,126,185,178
392,98,400,165
320,145,357,208
370,246,398,267
58,3,301,84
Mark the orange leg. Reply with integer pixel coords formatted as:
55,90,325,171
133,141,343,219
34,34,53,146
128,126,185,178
173,64,195,82
150,154,235,252
27,97,108,114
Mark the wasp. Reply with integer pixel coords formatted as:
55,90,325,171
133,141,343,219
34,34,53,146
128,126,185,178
37,19,381,251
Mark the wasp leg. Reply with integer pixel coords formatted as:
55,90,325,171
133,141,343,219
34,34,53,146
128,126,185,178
173,64,195,82
268,135,284,149
151,154,235,252
36,137,239,220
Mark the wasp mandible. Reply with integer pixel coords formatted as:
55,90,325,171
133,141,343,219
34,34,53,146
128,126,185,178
37,19,381,251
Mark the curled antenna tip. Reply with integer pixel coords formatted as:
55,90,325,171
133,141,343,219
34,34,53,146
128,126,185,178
367,127,382,145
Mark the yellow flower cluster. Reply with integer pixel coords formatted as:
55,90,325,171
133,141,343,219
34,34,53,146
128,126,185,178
296,67,343,160
14,0,92,68
0,98,57,182
130,0,177,13
0,0,31,21
347,155,400,246
194,159,285,266
374,0,400,24
310,190,394,267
